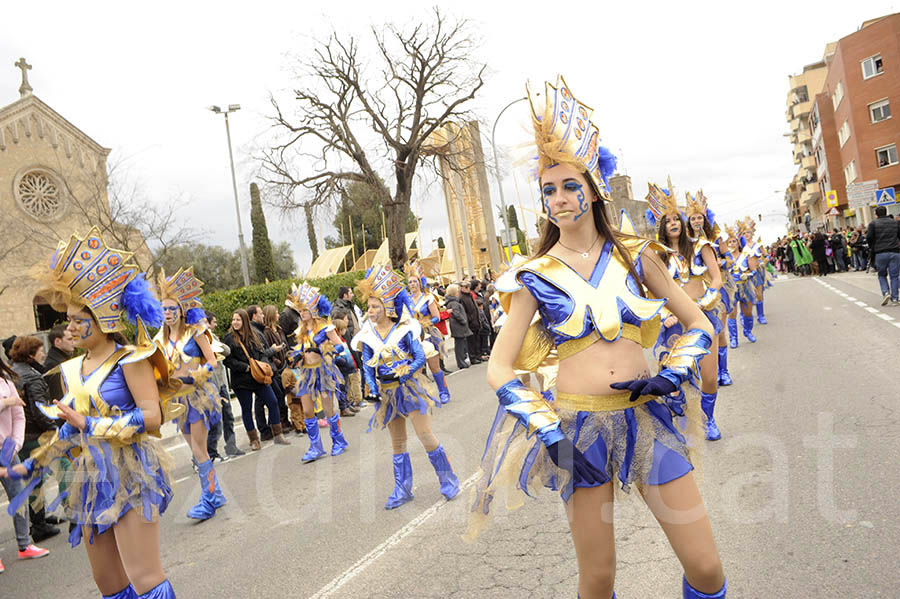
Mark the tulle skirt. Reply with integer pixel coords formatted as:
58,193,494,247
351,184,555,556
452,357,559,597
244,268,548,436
367,373,440,430
297,359,344,404
420,323,447,360
173,378,222,434
467,388,702,539
734,276,757,305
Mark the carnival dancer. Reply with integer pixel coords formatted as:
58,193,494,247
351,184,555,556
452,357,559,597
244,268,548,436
153,268,226,521
714,230,739,380
686,191,733,390
730,222,760,344
403,260,451,404
352,265,459,509
284,283,349,463
1,227,179,598
469,77,725,599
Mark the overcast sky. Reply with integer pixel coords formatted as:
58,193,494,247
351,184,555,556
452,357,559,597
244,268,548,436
2,1,894,273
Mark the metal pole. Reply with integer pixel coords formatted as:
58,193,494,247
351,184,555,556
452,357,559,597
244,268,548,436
223,112,251,287
491,97,528,259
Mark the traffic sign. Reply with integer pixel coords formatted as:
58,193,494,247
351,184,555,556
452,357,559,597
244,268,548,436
825,190,839,207
876,187,897,206
827,207,840,216
847,180,878,209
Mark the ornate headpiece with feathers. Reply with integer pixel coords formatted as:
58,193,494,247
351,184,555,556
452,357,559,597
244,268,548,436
645,176,682,228
32,227,162,333
285,282,332,319
355,265,409,318
403,260,428,291
156,267,206,325
527,75,617,200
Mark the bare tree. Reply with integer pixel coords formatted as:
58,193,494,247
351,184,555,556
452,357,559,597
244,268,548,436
260,8,486,267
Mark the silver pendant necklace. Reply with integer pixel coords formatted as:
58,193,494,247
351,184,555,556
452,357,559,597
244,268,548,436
558,234,600,259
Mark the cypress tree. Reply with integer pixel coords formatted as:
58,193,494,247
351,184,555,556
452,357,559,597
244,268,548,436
249,182,277,283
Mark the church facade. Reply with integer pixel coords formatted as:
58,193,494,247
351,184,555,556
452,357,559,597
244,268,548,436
0,59,112,338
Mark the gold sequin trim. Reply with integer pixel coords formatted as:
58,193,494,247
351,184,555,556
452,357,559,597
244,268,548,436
555,391,653,412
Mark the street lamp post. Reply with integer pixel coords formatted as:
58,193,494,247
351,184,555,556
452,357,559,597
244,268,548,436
208,104,251,287
491,97,528,259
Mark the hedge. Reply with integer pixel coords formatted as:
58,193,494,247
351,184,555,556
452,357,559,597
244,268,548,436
202,270,368,338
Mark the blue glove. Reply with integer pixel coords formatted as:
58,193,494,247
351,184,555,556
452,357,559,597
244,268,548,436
57,422,81,440
609,373,679,402
178,376,195,385
546,437,607,485
0,437,15,467
3,457,35,480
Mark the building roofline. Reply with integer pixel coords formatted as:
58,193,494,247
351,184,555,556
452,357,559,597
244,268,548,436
0,94,111,156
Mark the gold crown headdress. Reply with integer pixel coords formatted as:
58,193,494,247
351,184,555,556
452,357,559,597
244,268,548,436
32,227,159,333
156,267,205,324
645,176,682,227
356,265,407,318
403,260,427,289
724,223,740,241
285,282,332,318
528,75,616,201
686,190,708,218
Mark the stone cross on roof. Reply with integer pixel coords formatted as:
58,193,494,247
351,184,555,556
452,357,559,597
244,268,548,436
15,57,33,97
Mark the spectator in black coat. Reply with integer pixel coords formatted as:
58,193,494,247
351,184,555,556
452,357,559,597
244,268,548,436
459,281,482,365
42,324,74,401
444,285,472,370
867,205,900,304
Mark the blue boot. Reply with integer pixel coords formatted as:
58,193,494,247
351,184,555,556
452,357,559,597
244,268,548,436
433,371,451,405
103,585,137,598
727,318,738,349
137,579,175,598
683,576,726,598
426,444,459,500
385,452,414,509
187,459,217,520
741,315,757,343
756,301,767,324
301,417,327,463
717,347,733,386
700,392,721,441
327,414,348,456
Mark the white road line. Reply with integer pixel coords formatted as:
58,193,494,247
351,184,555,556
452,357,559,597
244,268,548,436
878,313,895,321
308,471,479,599
856,301,868,307
846,297,857,302
865,307,880,314
893,322,900,329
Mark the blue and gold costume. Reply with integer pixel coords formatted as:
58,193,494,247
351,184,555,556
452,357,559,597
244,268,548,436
153,268,226,521
468,77,724,598
403,260,451,404
6,228,179,598
731,222,760,345
284,282,348,463
352,265,458,509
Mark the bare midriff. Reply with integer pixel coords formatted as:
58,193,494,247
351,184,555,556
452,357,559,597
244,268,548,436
556,336,650,396
681,278,705,300
303,353,322,367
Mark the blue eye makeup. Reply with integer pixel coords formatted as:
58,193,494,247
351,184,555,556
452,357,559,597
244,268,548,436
542,185,555,197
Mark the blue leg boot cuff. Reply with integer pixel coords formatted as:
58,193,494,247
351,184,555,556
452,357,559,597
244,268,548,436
137,579,176,599
700,392,721,441
187,460,217,520
327,414,349,456
727,319,738,349
385,452,414,510
426,444,459,500
740,315,756,343
302,417,327,463
433,371,451,405
683,576,726,598
103,585,138,599
756,301,767,324
717,347,732,386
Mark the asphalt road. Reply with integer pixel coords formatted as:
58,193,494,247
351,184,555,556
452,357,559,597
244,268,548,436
2,270,899,598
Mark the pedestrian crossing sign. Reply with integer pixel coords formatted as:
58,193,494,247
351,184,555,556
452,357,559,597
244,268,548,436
876,187,896,206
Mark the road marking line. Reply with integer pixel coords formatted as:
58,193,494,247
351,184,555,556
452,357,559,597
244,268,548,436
846,297,857,302
894,322,900,329
865,307,880,314
308,471,479,599
856,301,868,307
878,313,895,321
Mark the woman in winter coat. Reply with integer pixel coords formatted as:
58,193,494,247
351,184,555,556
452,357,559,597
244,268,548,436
444,284,472,370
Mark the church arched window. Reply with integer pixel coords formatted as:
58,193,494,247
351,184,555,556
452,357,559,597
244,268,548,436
13,167,66,221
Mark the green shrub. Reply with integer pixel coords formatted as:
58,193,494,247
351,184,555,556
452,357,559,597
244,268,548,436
202,271,367,337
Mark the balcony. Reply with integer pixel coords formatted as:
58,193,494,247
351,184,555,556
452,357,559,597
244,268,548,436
791,117,801,132
798,129,811,144
800,188,821,207
802,155,817,170
791,100,812,119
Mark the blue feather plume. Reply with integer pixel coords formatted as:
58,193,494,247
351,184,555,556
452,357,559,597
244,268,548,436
395,289,414,317
420,275,428,290
185,308,205,325
122,275,163,327
317,295,333,318
596,145,617,188
706,208,717,227
645,208,658,228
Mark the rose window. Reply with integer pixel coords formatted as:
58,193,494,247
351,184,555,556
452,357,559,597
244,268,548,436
16,170,64,220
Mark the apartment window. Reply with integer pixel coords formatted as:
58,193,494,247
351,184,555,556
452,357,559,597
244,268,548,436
844,160,858,183
837,120,851,147
832,81,844,110
877,144,899,168
815,145,824,164
862,54,884,80
810,106,820,131
869,99,891,123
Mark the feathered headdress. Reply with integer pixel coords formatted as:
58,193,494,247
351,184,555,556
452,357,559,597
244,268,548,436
32,227,162,332
527,75,617,200
355,265,409,318
156,267,206,325
403,260,428,291
645,177,682,228
686,189,717,224
285,282,332,319
724,223,740,242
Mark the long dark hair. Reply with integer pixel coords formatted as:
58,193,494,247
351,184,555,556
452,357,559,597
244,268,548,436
534,178,645,294
0,357,17,383
690,214,716,241
231,309,260,349
658,213,694,264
